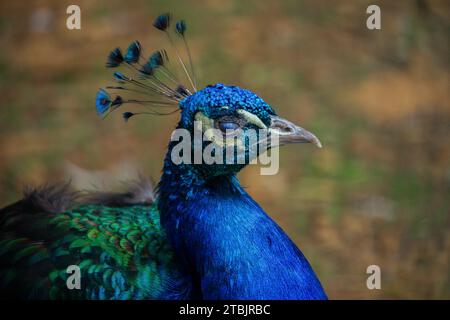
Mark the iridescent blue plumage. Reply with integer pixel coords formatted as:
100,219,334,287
158,173,327,299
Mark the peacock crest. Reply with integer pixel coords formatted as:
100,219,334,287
95,13,198,121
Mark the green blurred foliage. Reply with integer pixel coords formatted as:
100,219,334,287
0,0,448,298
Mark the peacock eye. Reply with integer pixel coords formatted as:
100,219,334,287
218,121,240,133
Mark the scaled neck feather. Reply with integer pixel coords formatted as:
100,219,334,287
157,145,327,300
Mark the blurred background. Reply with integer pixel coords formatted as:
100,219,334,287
0,0,448,299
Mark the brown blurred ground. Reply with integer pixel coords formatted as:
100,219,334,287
0,0,448,299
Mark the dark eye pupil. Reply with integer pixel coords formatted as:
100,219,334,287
218,121,239,132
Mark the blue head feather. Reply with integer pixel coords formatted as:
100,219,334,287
178,83,276,126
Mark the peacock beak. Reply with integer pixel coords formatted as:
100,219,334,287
268,116,322,148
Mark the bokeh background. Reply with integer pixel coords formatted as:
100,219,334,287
0,0,448,299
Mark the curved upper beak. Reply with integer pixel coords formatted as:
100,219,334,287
268,115,322,148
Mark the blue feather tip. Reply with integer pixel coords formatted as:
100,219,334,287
149,50,167,68
95,13,192,121
106,48,124,68
153,13,171,31
124,41,141,64
95,89,111,116
139,50,167,77
175,20,186,36
139,62,154,77
113,71,128,81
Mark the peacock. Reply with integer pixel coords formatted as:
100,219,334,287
0,13,327,300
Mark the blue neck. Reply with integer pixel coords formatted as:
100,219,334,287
157,146,327,299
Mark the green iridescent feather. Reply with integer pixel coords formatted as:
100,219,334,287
0,186,189,299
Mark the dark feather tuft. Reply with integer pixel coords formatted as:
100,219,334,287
124,41,141,64
21,182,79,214
106,48,124,68
175,85,190,97
111,96,123,108
153,13,171,31
122,112,135,122
175,20,186,36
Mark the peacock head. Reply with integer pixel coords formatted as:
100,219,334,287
95,13,321,177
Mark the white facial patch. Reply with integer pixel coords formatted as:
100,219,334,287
194,111,243,148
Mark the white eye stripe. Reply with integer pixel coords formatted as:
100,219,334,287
194,109,267,130
236,109,267,129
